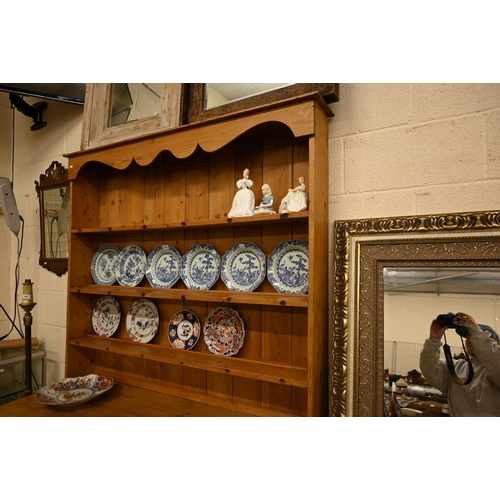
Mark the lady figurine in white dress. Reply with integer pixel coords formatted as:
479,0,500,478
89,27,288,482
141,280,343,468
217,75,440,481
278,177,308,213
254,184,276,214
228,168,255,218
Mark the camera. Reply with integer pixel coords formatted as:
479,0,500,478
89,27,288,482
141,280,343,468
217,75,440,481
436,312,469,337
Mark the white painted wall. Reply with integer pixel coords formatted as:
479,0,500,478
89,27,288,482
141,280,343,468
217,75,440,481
1,84,499,385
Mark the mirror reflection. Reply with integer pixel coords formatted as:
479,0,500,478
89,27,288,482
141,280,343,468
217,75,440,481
384,267,500,416
41,186,69,259
110,83,163,127
204,83,293,110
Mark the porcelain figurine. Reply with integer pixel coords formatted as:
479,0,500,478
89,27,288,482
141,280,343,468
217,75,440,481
278,176,308,214
228,168,255,218
254,184,276,214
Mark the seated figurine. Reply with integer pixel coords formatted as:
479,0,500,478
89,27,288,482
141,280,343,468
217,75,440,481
278,177,308,213
254,184,276,215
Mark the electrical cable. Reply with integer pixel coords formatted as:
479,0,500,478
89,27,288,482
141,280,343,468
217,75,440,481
0,217,24,340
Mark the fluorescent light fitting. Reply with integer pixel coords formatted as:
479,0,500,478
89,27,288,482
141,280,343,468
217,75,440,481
0,177,20,236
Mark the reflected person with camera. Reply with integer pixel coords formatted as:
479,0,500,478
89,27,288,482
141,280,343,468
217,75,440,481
420,312,500,416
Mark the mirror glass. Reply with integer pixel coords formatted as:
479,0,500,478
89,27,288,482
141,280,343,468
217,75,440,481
204,83,293,110
110,83,163,127
384,266,500,415
41,186,69,259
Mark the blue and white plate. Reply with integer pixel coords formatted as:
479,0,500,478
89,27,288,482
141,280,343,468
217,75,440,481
146,245,182,288
91,245,120,285
181,244,220,290
267,240,309,294
115,245,147,287
221,242,266,292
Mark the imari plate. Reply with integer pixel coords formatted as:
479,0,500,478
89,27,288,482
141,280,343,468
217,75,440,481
204,306,245,356
126,298,159,343
168,310,201,350
35,374,114,407
92,296,121,337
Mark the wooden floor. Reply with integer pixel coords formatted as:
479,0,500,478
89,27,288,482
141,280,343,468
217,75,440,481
0,383,252,417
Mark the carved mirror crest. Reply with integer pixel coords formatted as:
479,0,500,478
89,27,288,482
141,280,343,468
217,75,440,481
331,210,500,417
35,160,69,276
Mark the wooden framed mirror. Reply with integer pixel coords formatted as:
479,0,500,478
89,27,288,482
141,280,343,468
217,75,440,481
80,84,183,150
35,160,69,276
182,83,339,124
331,210,500,417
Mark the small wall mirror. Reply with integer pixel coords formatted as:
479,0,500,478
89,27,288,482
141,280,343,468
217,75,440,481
35,160,69,276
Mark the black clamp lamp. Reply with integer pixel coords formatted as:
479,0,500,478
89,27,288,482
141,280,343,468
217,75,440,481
9,92,47,131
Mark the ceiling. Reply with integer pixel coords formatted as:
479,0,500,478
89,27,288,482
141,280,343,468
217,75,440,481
384,267,500,295
0,83,86,104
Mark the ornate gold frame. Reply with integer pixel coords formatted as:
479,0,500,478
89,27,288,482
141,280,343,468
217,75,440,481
331,210,500,417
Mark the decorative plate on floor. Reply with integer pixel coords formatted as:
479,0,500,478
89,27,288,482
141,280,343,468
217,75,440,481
146,244,182,288
91,245,120,285
35,374,114,407
180,243,220,290
168,310,201,350
126,298,159,343
115,245,147,287
204,306,245,356
221,242,266,292
267,240,309,294
92,296,121,337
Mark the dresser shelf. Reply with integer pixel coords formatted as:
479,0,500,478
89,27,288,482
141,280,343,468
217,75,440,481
64,95,329,416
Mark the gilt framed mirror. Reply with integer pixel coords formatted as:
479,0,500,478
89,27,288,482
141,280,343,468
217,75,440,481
331,210,500,417
35,160,69,276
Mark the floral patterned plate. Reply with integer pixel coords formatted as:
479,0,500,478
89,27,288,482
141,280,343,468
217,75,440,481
115,245,147,287
91,245,120,285
168,310,201,350
221,242,266,292
92,296,121,337
126,298,159,343
35,374,114,407
267,240,309,294
180,243,220,290
146,244,182,288
204,306,245,356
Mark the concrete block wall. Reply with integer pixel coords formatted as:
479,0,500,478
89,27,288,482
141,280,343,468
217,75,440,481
328,84,500,220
